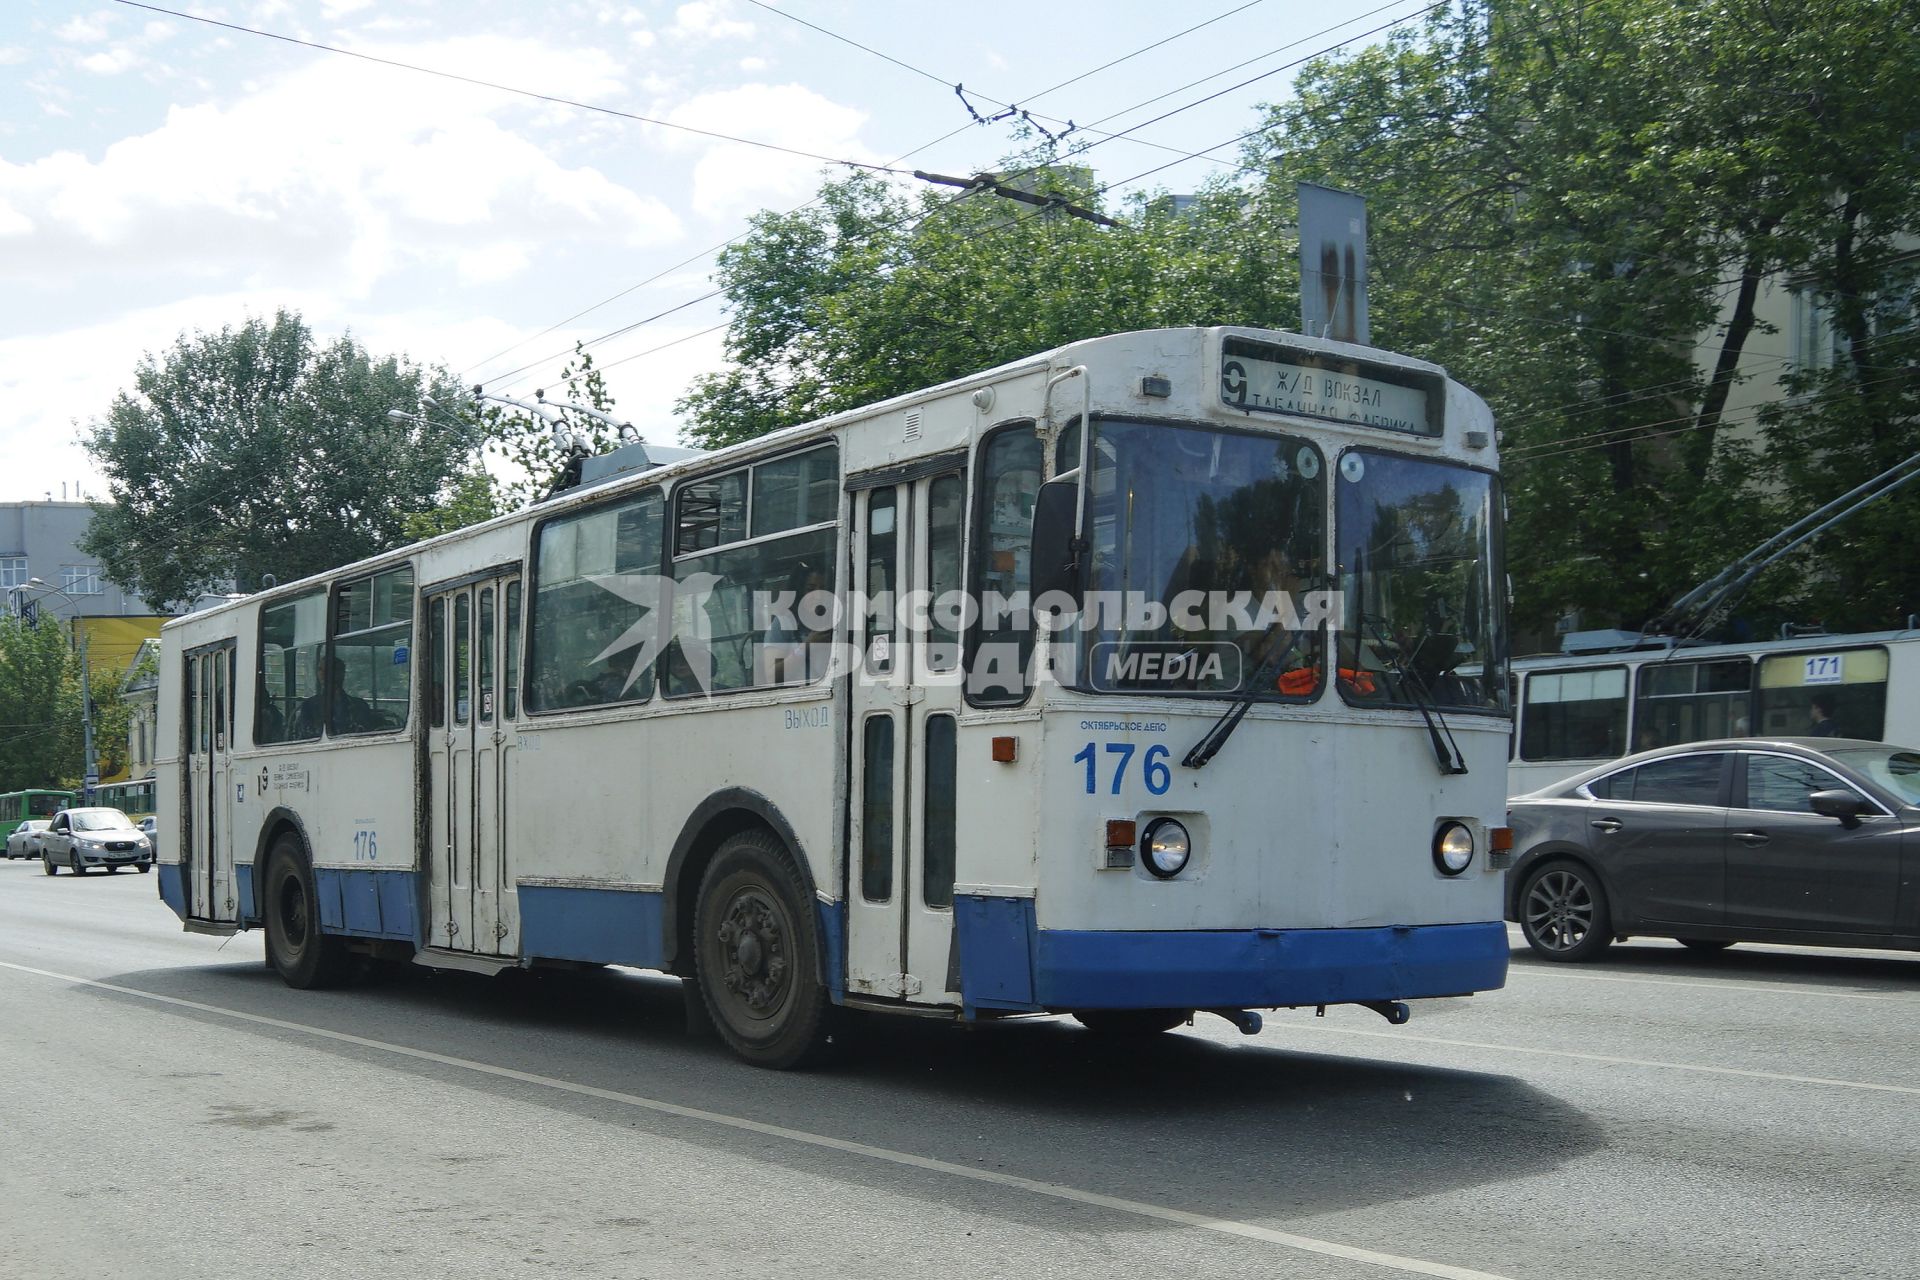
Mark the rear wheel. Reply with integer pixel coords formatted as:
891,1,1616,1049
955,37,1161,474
1520,861,1612,962
1677,938,1733,952
263,834,352,989
1073,1009,1192,1036
693,828,831,1069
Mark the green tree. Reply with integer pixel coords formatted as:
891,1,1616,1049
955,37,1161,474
678,168,1297,449
81,310,479,606
0,614,84,793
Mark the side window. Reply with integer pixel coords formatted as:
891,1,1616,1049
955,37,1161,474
1521,667,1627,761
967,424,1043,706
258,590,326,744
1745,754,1857,813
1634,659,1751,751
1754,649,1888,740
427,597,446,729
531,489,665,711
926,474,965,673
1597,754,1726,805
666,444,840,696
330,565,414,735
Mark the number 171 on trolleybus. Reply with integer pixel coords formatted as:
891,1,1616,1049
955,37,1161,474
155,325,1512,1067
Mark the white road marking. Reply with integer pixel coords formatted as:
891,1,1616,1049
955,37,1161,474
1508,966,1920,1004
0,959,1516,1280
1275,1022,1920,1096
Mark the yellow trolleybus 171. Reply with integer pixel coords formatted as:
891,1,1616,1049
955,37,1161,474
155,326,1513,1067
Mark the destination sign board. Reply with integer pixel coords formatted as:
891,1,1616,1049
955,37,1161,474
1219,338,1437,436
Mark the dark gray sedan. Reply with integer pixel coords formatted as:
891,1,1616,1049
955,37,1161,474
1506,738,1920,960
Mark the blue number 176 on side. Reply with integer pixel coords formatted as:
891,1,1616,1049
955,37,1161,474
1073,741,1172,795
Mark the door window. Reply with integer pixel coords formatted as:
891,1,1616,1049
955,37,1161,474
1743,754,1860,814
860,715,895,902
923,714,957,909
1589,754,1725,805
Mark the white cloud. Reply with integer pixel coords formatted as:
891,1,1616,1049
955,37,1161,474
664,83,873,220
142,21,177,43
738,56,768,72
0,199,30,237
55,14,113,43
0,47,28,67
320,0,376,18
670,2,755,42
77,47,144,76
0,36,683,298
631,29,658,49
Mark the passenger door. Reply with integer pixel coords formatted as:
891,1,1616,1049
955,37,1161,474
844,471,967,1003
185,643,238,922
1582,752,1731,927
1724,751,1902,934
424,575,524,957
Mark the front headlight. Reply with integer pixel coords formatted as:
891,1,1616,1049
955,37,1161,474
1140,818,1192,879
1433,822,1474,875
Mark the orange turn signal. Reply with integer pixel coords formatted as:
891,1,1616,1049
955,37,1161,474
1490,826,1514,853
1105,819,1138,849
991,735,1018,763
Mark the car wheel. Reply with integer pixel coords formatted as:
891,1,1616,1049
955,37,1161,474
43,856,56,876
1520,861,1612,962
71,854,88,876
693,828,832,1070
1073,1009,1193,1035
1677,938,1733,952
137,862,151,874
263,833,352,990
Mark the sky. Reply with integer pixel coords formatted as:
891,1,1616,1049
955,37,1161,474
0,0,1429,503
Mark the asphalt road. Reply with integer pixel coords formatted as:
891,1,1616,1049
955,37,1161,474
1,859,1916,1280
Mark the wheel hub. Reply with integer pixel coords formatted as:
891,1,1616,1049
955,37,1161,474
716,892,788,1015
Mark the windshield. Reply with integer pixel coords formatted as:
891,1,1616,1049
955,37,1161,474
1827,748,1920,805
1335,451,1506,713
1078,419,1326,698
70,808,135,832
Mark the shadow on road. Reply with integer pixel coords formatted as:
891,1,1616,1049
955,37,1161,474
80,955,1600,1227
1511,939,1919,990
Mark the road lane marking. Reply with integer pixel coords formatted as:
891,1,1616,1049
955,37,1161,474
0,960,1516,1280
1508,966,1920,1004
1274,1022,1920,1096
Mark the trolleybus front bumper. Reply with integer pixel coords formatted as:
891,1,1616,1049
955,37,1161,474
952,902,1508,1016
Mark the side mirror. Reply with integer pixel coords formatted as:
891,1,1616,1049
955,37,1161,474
1029,473,1083,606
1809,788,1867,827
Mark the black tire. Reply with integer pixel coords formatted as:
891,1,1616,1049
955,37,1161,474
137,862,151,874
1519,860,1612,962
71,854,87,876
1073,1009,1192,1035
692,828,832,1069
107,866,120,874
42,856,56,876
263,834,352,990
1677,938,1733,952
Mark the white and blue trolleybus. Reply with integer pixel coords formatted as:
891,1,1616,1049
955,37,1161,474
156,326,1513,1067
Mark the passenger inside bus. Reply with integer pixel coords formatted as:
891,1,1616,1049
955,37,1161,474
293,657,375,737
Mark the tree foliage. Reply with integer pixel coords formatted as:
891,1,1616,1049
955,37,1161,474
0,615,84,793
81,310,479,606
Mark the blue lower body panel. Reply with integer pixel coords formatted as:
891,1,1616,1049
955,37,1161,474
313,867,420,943
157,862,187,918
518,885,665,968
954,895,1508,1013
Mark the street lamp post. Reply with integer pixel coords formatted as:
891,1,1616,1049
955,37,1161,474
12,578,97,800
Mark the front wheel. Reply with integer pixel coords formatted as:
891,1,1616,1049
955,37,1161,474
137,862,151,874
1073,1009,1192,1036
1520,861,1612,962
263,835,352,989
693,829,831,1069
1677,938,1733,952
71,855,88,876
42,856,56,876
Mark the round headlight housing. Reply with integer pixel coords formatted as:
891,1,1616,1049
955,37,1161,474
1433,822,1474,875
1140,818,1192,879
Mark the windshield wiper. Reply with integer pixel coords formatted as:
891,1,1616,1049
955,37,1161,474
1365,617,1468,776
1182,628,1307,769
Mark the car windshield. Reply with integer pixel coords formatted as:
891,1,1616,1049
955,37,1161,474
1077,419,1327,698
1826,747,1920,805
1335,451,1506,713
69,808,135,832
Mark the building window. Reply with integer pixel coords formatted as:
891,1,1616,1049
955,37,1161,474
61,565,102,594
1,556,26,590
